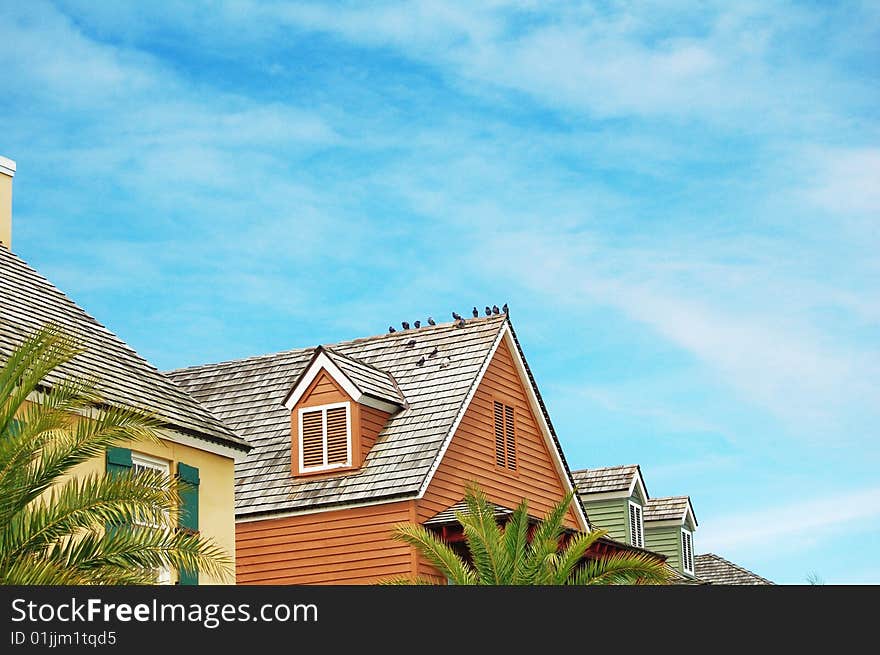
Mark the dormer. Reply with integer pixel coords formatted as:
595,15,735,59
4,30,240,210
571,465,649,548
643,496,698,578
283,347,405,477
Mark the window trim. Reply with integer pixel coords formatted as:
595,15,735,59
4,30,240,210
298,401,352,473
681,529,695,575
130,452,171,585
628,500,644,548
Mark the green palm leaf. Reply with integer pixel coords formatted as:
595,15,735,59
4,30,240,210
385,482,670,586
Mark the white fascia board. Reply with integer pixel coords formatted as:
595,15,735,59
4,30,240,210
283,351,361,409
359,395,401,413
282,350,399,413
0,155,15,177
685,500,698,529
628,472,649,504
155,427,247,462
577,489,632,502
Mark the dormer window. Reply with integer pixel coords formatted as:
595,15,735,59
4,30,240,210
298,402,352,473
628,501,644,548
681,529,694,575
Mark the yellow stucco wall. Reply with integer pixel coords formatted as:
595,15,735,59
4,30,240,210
69,433,237,585
0,169,12,248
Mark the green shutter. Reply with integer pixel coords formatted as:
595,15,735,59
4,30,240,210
106,447,132,476
177,462,200,586
105,448,132,539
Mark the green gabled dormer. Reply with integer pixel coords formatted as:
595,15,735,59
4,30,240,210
572,465,649,548
644,496,698,578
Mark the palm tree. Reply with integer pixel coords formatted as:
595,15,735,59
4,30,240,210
0,325,232,585
384,482,670,585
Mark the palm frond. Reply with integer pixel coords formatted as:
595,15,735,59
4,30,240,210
571,552,672,586
390,523,475,585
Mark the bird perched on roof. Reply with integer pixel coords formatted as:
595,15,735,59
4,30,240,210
502,303,508,314
485,306,491,316
416,356,426,367
456,318,466,329
406,339,416,348
429,346,438,358
402,321,410,330
472,307,479,318
427,316,435,326
452,311,462,321
414,320,421,328
492,305,500,315
389,326,396,333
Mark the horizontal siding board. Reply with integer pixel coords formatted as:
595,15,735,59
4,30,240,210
235,500,415,585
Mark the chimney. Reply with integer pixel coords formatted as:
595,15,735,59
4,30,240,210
0,156,15,250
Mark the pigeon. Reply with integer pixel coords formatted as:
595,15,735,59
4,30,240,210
402,321,410,330
452,311,462,321
406,339,416,348
485,306,491,316
502,303,508,314
389,326,396,333
456,318,466,329
472,307,479,318
416,356,426,367
414,320,421,328
429,346,439,358
427,316,436,326
492,305,500,315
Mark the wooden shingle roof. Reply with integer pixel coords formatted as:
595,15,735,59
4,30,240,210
695,553,773,585
571,464,641,494
0,246,248,451
321,347,406,408
644,496,696,524
169,314,517,517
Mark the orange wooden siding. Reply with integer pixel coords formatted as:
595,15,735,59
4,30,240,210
416,339,579,578
360,404,390,460
235,500,415,584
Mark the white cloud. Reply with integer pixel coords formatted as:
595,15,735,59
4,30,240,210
698,486,880,556
480,231,880,437
805,147,880,216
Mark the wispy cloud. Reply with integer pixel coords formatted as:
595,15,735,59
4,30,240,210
698,486,880,556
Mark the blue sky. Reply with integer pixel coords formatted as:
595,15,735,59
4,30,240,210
2,1,878,584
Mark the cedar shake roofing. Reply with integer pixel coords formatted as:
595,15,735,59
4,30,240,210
321,347,406,408
424,499,516,526
572,464,642,495
168,315,588,520
0,246,248,451
695,553,773,585
644,496,696,524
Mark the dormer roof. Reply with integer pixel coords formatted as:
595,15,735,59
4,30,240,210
644,496,698,527
282,345,406,413
571,464,648,502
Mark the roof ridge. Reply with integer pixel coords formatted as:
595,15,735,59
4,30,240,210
166,314,508,375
